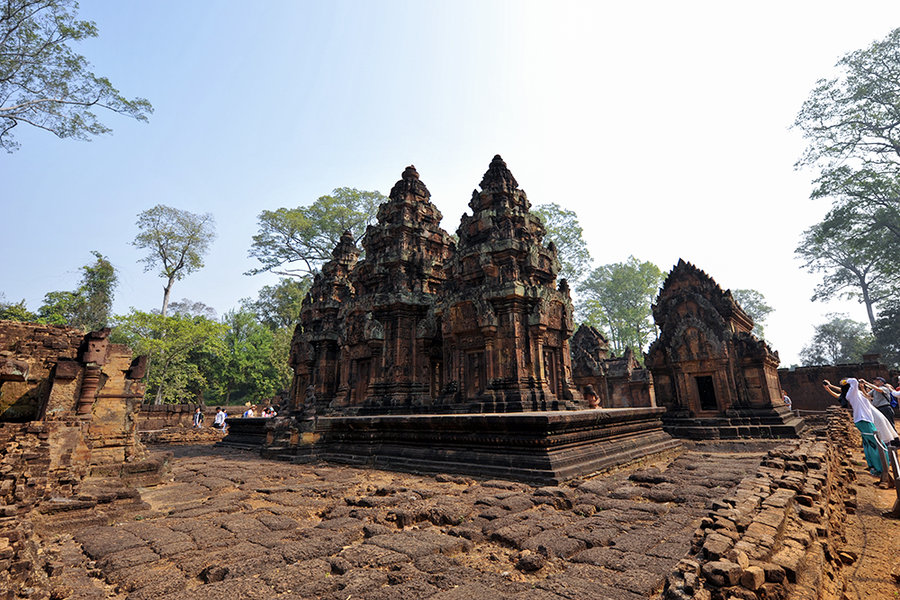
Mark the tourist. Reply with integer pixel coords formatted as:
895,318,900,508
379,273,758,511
859,377,895,426
213,407,227,434
823,379,883,476
583,385,600,409
782,391,792,410
242,404,256,418
192,407,203,429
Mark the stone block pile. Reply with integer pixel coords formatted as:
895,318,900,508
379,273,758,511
662,408,859,600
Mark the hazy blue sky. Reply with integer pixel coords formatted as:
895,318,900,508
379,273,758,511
4,1,900,364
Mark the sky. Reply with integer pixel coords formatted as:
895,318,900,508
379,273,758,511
3,1,900,366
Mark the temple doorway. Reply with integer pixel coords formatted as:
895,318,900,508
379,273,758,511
695,375,717,411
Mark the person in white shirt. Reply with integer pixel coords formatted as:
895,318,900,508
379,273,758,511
823,379,883,475
213,408,227,434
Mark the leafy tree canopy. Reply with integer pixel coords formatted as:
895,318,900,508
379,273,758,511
247,188,383,278
243,278,310,331
795,206,898,332
37,250,116,330
731,289,773,339
795,27,900,254
166,298,218,320
532,203,592,285
134,205,216,317
873,297,900,368
795,27,900,177
577,256,663,356
0,0,151,152
212,308,292,404
0,295,37,322
799,313,874,366
112,310,225,404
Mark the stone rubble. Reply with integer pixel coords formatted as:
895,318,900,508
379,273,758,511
661,407,863,600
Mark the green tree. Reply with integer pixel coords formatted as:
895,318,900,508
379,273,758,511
533,203,592,285
795,27,900,209
0,0,151,152
244,278,310,330
794,27,900,304
247,188,383,278
134,205,216,317
167,298,217,320
37,250,116,330
0,295,37,321
873,298,900,368
112,310,225,404
212,308,291,404
731,289,774,339
799,314,874,366
577,256,664,355
795,207,897,332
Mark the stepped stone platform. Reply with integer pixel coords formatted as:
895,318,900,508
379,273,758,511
224,408,681,485
220,417,270,449
662,405,805,440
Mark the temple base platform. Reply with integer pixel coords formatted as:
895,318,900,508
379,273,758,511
225,407,680,485
662,405,805,440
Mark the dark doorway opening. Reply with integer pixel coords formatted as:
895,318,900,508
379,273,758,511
695,375,717,411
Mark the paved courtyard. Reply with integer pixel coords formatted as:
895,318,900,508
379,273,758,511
40,444,767,600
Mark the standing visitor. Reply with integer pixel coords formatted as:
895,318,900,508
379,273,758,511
213,407,227,434
860,377,895,426
823,379,883,476
782,391,792,410
192,407,203,429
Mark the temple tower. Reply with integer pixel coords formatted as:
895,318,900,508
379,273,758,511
438,155,581,412
290,230,359,412
646,259,803,438
338,166,454,411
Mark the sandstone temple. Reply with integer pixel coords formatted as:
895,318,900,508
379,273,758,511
221,156,803,483
290,156,582,415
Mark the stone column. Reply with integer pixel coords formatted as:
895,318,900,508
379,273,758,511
76,365,100,415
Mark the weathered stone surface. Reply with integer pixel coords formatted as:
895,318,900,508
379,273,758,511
741,564,766,590
701,559,742,586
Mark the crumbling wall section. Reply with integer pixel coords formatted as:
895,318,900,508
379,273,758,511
661,408,859,600
0,321,85,421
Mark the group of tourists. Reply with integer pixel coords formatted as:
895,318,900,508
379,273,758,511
191,407,229,434
240,404,278,418
822,376,900,477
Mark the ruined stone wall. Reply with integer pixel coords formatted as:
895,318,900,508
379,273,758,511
661,408,860,599
0,321,85,421
778,363,897,412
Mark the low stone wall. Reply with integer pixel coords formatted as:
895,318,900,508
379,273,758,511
136,404,246,431
778,363,898,412
661,408,859,599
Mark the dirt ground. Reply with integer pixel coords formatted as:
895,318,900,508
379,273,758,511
839,457,900,600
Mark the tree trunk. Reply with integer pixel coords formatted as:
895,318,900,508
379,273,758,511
161,276,175,317
859,280,878,334
154,358,168,405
